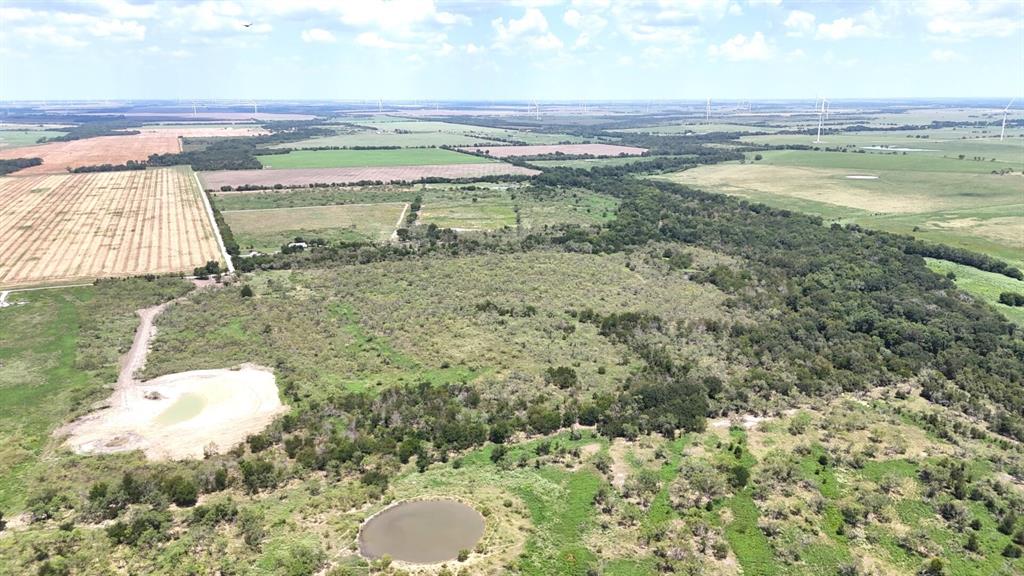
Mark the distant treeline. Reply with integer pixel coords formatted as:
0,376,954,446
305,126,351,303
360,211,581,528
0,157,42,175
38,119,143,142
70,160,147,173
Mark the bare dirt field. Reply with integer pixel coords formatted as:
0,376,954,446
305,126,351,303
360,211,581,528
0,167,222,288
199,163,540,189
0,133,181,175
134,126,268,137
458,143,647,158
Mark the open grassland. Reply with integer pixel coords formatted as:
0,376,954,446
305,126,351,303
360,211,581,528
223,202,407,252
256,147,490,169
459,143,647,158
530,155,691,170
658,149,1024,268
354,117,586,144
0,129,67,149
0,278,193,511
199,163,539,189
925,258,1024,326
0,133,182,175
270,128,503,149
143,250,736,396
213,184,422,210
0,167,222,288
742,130,1024,164
417,187,619,231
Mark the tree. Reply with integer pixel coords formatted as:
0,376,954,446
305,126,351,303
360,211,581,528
241,285,254,298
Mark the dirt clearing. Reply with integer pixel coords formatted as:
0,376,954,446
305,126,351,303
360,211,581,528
458,143,647,158
199,163,539,189
0,133,181,175
63,364,285,460
0,167,222,289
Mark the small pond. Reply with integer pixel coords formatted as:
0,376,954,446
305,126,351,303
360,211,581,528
358,499,485,564
154,393,206,427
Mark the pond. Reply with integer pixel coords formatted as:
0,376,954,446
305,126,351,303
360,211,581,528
358,499,485,564
154,393,206,427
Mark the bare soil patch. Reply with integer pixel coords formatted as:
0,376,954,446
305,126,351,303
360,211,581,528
62,364,286,460
0,167,222,288
458,143,647,158
0,133,181,175
199,164,539,189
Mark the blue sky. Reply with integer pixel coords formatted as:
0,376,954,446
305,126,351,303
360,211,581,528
1,0,1021,101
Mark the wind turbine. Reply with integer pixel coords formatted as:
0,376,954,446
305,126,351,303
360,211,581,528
814,97,827,144
531,99,541,121
192,101,198,118
378,98,383,113
706,97,711,123
251,101,258,117
1000,99,1015,141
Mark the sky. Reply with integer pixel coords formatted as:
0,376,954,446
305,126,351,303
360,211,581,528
1,0,1022,101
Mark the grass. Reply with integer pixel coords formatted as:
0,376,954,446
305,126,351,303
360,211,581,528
270,130,503,149
0,278,192,511
212,185,422,210
657,148,1023,269
416,188,619,231
223,202,406,251
925,258,1024,326
256,148,491,169
350,118,587,145
0,130,67,149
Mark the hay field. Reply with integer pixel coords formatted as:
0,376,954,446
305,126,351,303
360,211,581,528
459,143,647,158
224,202,407,251
0,167,222,288
0,133,182,175
256,148,489,169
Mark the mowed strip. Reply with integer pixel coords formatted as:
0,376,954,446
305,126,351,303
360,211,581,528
223,203,407,250
0,167,222,288
458,143,648,158
256,148,490,169
0,133,182,175
200,164,540,189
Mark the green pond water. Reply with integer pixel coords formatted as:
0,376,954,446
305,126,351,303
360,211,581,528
358,500,485,564
154,393,205,426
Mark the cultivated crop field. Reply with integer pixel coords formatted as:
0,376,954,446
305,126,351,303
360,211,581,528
256,148,489,169
459,143,647,158
0,133,182,175
199,163,539,189
223,202,407,252
0,167,222,288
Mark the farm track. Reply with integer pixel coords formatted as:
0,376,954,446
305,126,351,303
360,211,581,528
0,168,222,288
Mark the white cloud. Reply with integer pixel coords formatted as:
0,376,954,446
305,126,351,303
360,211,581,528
301,28,336,43
930,48,965,62
816,12,876,40
355,31,412,50
15,25,89,48
463,42,482,54
916,0,1021,39
728,3,743,16
492,8,563,51
784,10,815,36
708,31,775,61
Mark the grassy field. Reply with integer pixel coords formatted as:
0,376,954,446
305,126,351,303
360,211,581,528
0,129,67,149
213,185,422,210
0,278,192,511
270,129,503,149
657,149,1024,268
417,188,619,230
223,202,407,251
256,148,491,169
926,258,1024,326
742,130,1024,164
352,117,587,145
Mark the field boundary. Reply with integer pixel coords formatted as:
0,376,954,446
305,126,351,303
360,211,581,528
194,169,235,274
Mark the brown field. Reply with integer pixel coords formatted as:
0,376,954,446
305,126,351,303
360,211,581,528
0,167,222,288
199,163,540,190
458,143,648,158
0,133,181,175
